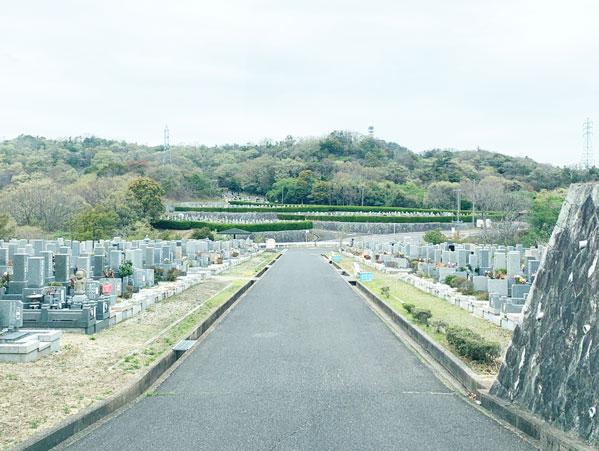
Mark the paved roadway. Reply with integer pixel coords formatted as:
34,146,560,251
63,249,534,451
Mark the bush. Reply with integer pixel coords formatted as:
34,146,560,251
412,308,433,325
191,227,214,240
380,286,390,298
118,260,133,277
402,303,415,314
150,265,164,282
166,268,182,282
450,277,474,296
410,261,419,272
423,228,446,244
431,320,448,334
446,327,500,363
444,274,458,286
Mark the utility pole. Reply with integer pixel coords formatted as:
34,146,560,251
453,188,462,223
581,118,594,170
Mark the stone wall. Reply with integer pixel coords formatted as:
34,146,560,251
312,221,465,234
491,183,599,446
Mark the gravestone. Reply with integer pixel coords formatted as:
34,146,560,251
511,283,531,300
472,276,489,292
487,279,508,296
92,255,105,279
506,251,521,277
527,259,540,276
8,253,28,294
494,252,506,270
479,249,490,268
27,257,45,288
54,254,71,283
109,250,122,271
85,281,102,301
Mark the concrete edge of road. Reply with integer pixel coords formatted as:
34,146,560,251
16,253,283,451
325,255,594,451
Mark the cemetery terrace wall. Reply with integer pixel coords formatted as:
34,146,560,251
312,221,463,234
490,183,599,446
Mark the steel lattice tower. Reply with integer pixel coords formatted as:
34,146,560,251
581,118,594,170
162,124,172,167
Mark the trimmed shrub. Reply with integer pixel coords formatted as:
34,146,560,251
412,308,433,325
446,327,500,363
444,274,458,286
118,260,133,278
380,286,390,298
402,303,415,314
191,227,214,240
152,219,313,233
423,228,446,244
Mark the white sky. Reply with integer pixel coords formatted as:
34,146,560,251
1,0,598,166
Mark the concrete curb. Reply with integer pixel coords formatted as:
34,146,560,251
15,255,281,451
327,256,593,451
479,391,596,451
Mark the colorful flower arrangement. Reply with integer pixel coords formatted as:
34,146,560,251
513,274,526,284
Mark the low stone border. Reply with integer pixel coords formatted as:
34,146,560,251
327,256,593,451
15,255,281,451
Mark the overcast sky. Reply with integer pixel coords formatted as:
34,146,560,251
1,1,598,166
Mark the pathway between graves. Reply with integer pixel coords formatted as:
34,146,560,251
62,249,535,451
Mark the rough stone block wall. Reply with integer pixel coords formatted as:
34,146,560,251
491,183,599,446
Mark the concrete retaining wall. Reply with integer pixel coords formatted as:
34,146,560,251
313,221,467,234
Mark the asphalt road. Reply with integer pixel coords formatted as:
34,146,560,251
63,249,534,451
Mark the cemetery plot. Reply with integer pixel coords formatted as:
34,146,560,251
333,254,512,377
0,253,273,450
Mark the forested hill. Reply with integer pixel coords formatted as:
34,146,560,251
0,132,596,211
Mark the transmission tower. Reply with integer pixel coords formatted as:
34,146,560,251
581,118,594,170
162,124,172,167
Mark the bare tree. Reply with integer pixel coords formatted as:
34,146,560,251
5,179,85,232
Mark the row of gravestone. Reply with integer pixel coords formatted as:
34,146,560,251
350,239,545,316
0,236,258,333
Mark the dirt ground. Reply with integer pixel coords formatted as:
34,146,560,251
0,253,274,450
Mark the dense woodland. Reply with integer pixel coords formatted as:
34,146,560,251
0,132,594,242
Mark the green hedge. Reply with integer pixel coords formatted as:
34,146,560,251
175,205,456,214
153,219,313,233
446,327,500,363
